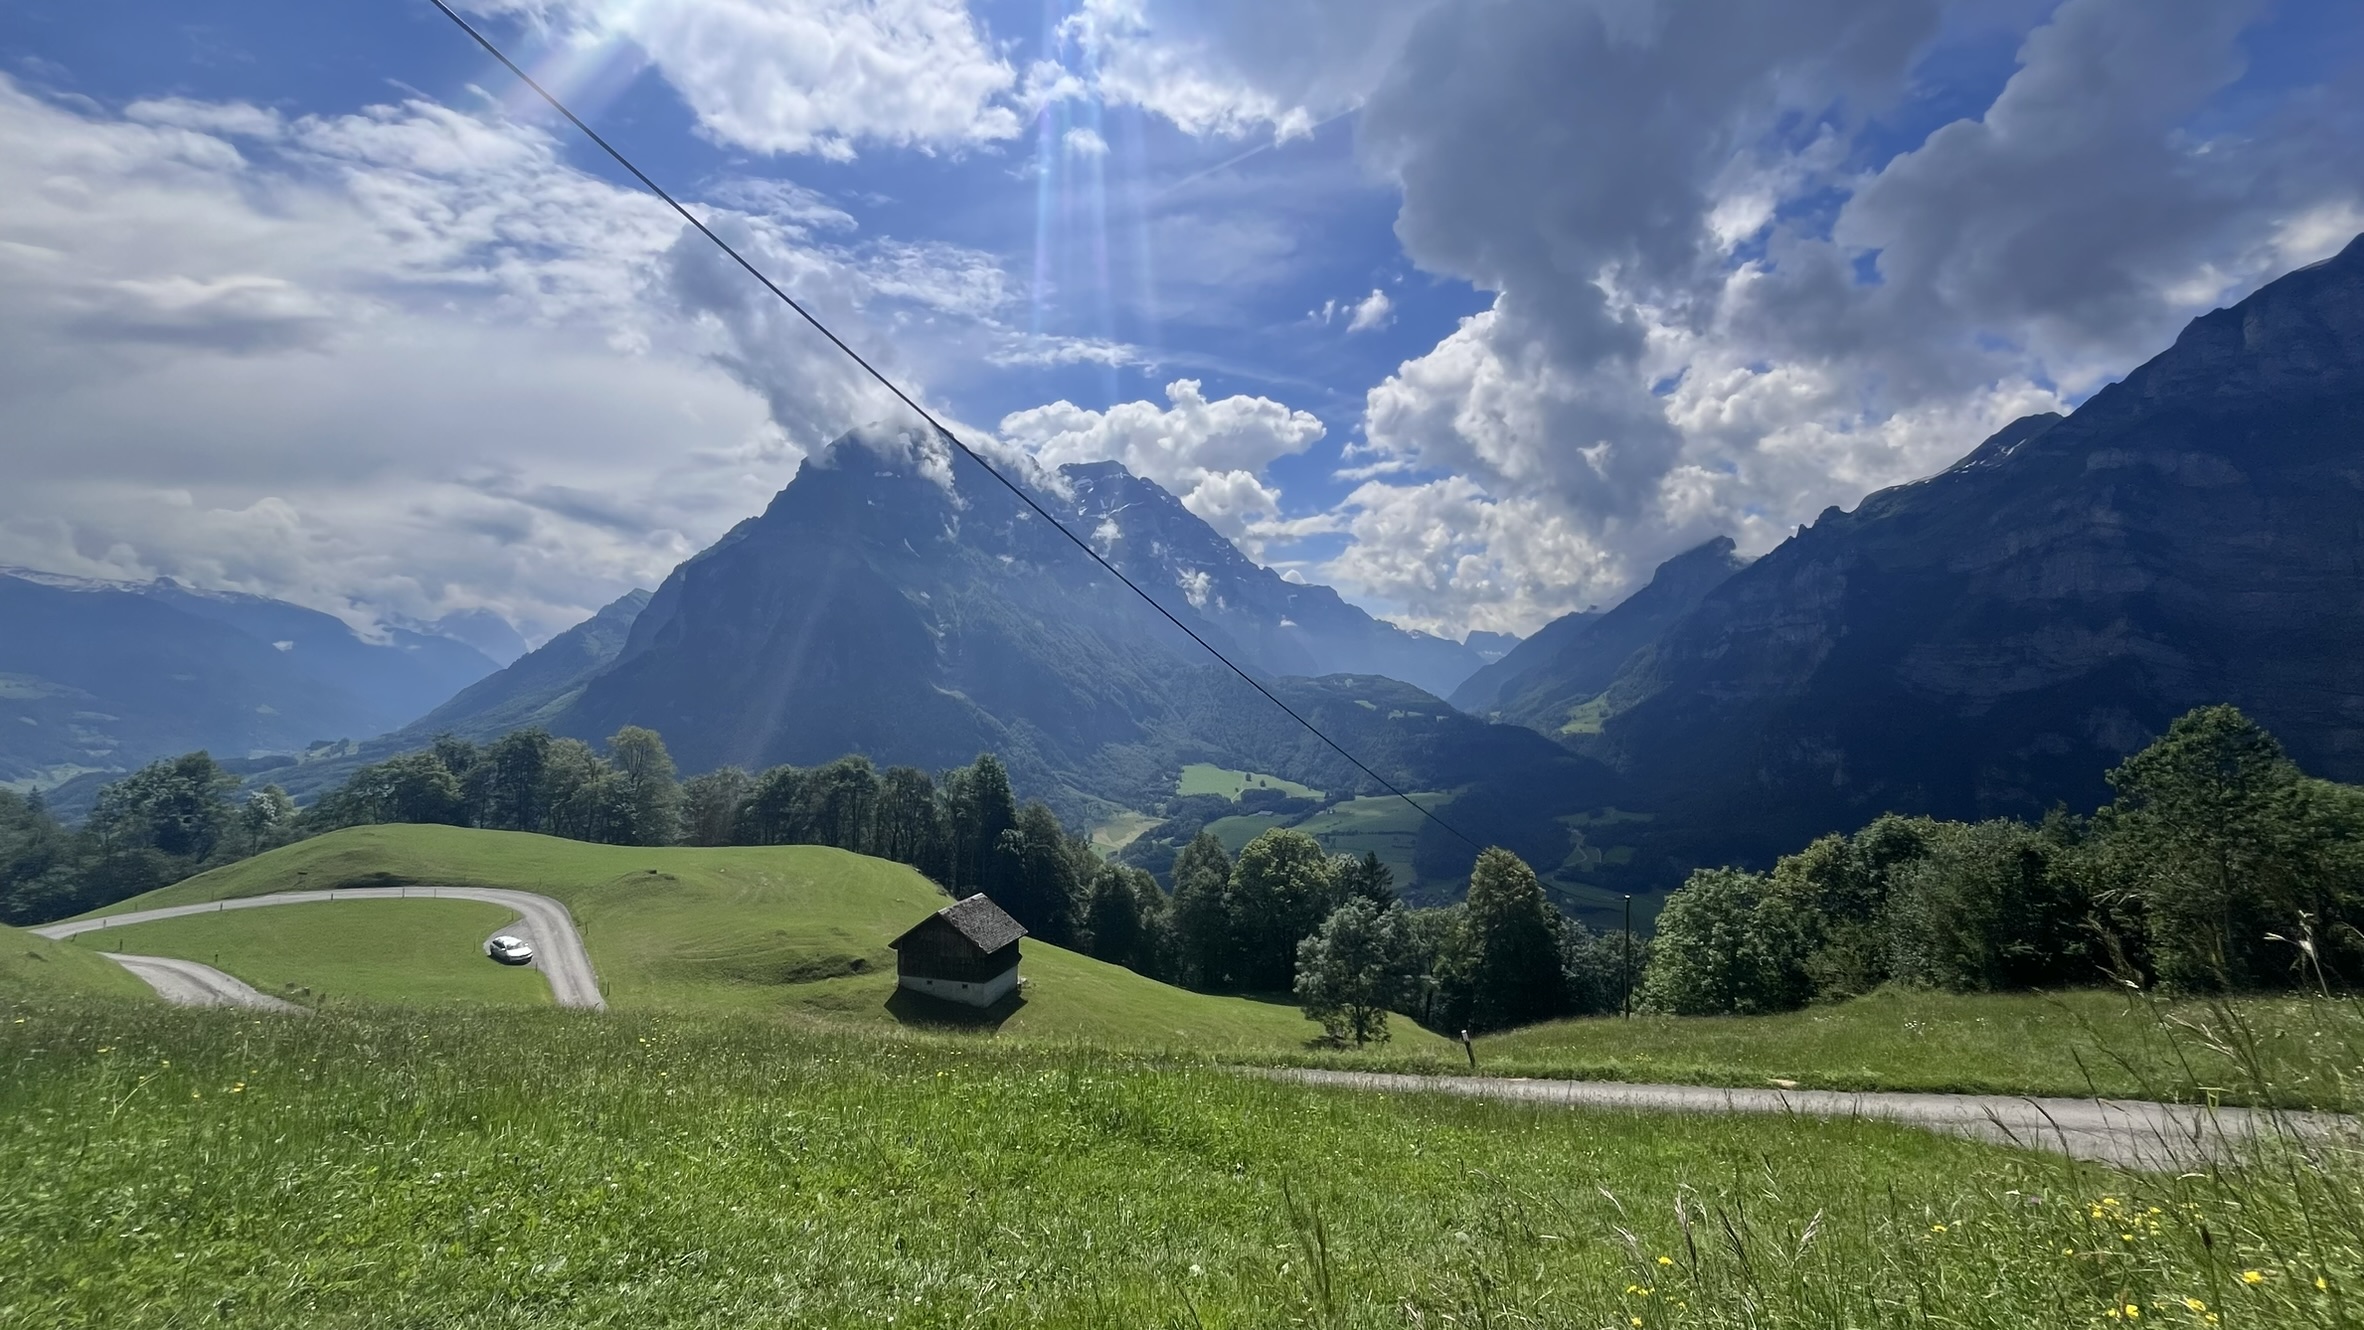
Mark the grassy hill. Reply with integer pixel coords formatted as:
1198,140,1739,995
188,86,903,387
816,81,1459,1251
6,999,2348,1327
76,899,550,1008
0,923,154,1001
89,825,1441,1052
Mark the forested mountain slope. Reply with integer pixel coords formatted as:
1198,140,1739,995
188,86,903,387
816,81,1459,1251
1575,232,2364,868
0,571,499,793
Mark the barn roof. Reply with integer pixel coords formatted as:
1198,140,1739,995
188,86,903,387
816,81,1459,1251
891,893,1027,953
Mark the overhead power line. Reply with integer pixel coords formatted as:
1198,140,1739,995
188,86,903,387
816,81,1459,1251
425,0,1484,854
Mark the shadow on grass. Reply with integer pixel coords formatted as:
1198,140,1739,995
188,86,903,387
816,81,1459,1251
885,984,1028,1031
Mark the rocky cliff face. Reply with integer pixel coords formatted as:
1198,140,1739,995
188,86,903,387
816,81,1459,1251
1585,233,2364,864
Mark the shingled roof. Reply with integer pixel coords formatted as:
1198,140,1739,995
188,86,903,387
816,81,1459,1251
892,893,1027,953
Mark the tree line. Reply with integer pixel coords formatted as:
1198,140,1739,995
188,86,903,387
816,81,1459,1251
1639,705,2364,1014
7,702,2346,1040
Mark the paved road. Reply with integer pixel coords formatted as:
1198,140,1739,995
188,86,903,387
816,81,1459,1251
102,953,303,1012
1265,1068,2353,1169
35,887,605,1011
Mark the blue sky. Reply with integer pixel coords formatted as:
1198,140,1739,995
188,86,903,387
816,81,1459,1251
1,0,2358,643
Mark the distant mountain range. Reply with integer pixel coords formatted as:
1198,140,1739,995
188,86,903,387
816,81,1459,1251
0,571,502,797
391,431,1574,820
1480,231,2364,877
17,233,2362,912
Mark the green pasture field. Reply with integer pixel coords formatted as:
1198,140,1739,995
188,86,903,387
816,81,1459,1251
1290,794,1435,888
1085,808,1161,855
3,999,2354,1328
1295,987,2364,1109
71,899,551,1007
1200,810,1292,852
0,923,152,1001
1175,763,1323,801
80,826,1434,1054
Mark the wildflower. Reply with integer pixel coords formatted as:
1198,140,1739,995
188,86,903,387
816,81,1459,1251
1630,1320,1642,1328
1657,1256,1674,1267
1931,1223,1948,1233
2317,1278,2329,1291
2183,1299,2206,1312
2125,1305,2140,1319
2242,1271,2265,1286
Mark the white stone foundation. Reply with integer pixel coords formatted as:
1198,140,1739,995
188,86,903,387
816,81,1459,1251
898,967,1019,1008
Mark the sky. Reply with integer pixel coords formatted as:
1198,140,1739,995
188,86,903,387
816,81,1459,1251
0,0,2359,646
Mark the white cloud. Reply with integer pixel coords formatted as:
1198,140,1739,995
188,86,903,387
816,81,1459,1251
1311,0,2364,635
1061,127,1110,159
999,379,1326,548
0,75,1021,642
1344,287,1393,333
1061,0,1438,140
465,0,1021,158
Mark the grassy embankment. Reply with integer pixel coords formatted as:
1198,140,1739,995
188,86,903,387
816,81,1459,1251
0,923,152,1000
1280,986,2364,1109
65,825,1432,1053
3,998,2357,1327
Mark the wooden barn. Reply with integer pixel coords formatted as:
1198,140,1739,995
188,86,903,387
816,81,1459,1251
889,894,1027,1007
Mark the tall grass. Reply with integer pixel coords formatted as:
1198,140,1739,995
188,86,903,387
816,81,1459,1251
1,992,2356,1326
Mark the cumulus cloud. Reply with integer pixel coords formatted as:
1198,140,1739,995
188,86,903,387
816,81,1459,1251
0,75,1020,641
464,0,1021,158
998,379,1326,548
1344,288,1393,333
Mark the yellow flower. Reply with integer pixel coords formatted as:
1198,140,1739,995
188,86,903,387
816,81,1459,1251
2242,1271,2265,1286
2183,1298,2206,1312
1657,1256,1673,1267
2125,1305,2141,1320
1630,1320,1642,1328
1932,1223,1948,1233
2316,1277,2329,1291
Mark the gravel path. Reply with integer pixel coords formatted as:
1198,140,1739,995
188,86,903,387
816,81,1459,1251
1263,1067,2353,1169
35,887,605,1011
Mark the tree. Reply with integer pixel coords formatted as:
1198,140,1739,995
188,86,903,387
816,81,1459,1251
948,755,1020,897
606,727,682,846
1885,819,2095,991
1295,897,1414,1047
996,802,1080,944
1339,851,1398,909
1170,832,1235,989
471,728,555,833
237,785,299,856
89,753,238,860
1462,848,1564,1030
1084,862,1158,972
1638,866,1813,1015
804,755,879,853
736,765,807,845
1555,914,1632,1017
875,766,945,874
1228,829,1342,992
2095,705,2336,989
680,768,750,847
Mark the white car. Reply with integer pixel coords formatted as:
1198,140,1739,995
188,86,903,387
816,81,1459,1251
485,934,535,966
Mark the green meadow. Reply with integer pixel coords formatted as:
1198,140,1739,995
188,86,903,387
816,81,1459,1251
3,998,2358,1328
64,825,1429,1053
74,899,550,1007
1175,763,1324,801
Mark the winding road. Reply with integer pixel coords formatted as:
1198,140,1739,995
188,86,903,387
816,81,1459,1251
33,887,605,1011
1264,1067,2353,1169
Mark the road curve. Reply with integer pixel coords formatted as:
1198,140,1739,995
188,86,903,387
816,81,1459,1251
34,887,605,1011
102,954,304,1012
1262,1068,2354,1170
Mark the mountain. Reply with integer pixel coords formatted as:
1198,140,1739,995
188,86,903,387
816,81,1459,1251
402,589,651,741
1462,631,1523,664
0,571,503,792
1573,232,2364,869
1449,538,1750,723
389,430,1612,881
1056,462,1489,698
